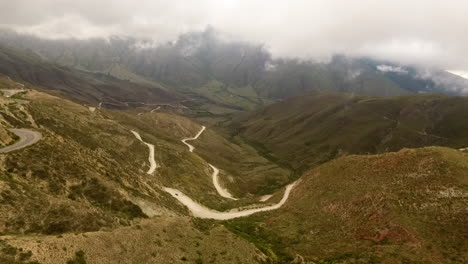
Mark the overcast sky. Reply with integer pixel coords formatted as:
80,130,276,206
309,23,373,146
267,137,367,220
1,0,468,72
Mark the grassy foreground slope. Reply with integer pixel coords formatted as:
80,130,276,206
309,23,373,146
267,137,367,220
226,147,468,263
3,217,264,264
230,92,468,172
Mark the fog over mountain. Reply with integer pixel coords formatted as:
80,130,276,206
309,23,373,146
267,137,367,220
1,0,468,73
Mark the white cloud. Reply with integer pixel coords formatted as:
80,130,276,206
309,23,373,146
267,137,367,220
447,70,468,80
9,15,119,39
1,0,468,70
377,65,408,74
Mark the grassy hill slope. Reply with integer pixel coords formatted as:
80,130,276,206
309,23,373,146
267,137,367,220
229,92,468,172
225,147,468,263
0,82,288,263
3,217,263,264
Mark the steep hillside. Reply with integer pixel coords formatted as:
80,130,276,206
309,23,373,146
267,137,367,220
0,83,290,263
225,147,468,263
229,92,468,171
255,56,411,98
0,86,290,226
0,76,26,146
0,45,182,108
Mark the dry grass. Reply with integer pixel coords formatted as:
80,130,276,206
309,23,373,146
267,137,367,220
226,147,468,263
4,216,263,264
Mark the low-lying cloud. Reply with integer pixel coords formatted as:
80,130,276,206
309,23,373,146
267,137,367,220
377,65,408,74
1,0,468,71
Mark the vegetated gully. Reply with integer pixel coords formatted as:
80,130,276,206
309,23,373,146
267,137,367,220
131,125,297,220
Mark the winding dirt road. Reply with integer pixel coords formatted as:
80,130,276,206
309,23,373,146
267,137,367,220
150,106,161,113
131,130,158,174
181,126,206,152
259,195,273,202
181,126,237,199
0,129,42,153
208,164,238,200
168,125,299,219
163,181,297,220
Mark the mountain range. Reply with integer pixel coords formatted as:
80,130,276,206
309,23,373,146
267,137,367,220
1,28,468,113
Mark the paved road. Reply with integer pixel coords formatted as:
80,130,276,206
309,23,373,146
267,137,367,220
0,129,42,153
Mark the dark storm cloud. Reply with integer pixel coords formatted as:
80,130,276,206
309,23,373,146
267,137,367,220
1,0,468,72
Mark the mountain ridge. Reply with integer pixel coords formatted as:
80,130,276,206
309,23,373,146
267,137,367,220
1,28,467,116
228,91,468,172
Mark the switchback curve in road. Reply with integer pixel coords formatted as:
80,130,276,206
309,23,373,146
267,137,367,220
182,126,237,199
0,129,42,153
209,164,238,200
181,126,206,152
